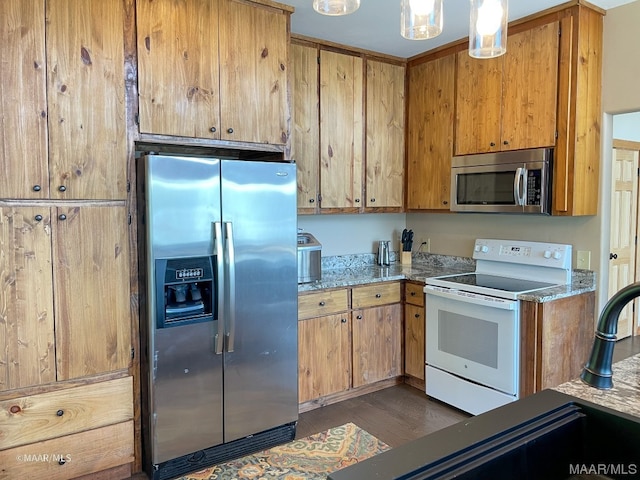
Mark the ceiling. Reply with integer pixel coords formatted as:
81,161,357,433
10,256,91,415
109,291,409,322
285,0,637,58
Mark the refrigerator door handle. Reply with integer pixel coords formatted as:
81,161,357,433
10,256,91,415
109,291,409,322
224,222,236,353
214,222,225,355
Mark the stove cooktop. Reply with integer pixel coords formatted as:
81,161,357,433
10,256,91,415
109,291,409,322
425,273,560,300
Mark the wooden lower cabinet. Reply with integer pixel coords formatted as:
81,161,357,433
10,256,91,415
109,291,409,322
404,282,425,385
298,313,351,404
352,304,402,387
0,376,134,479
298,282,403,410
520,292,596,397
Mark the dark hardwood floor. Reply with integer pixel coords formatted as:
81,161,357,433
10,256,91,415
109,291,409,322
296,383,469,447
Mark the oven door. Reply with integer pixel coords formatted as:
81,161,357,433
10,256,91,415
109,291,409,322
450,161,548,214
424,286,520,396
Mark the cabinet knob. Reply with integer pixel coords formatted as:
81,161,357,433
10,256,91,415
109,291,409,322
309,198,315,204
355,199,360,203
58,214,67,221
503,140,509,145
490,142,496,147
33,185,41,192
58,185,66,192
56,409,64,416
227,128,234,134
210,127,217,133
442,200,448,205
415,313,421,318
410,291,416,296
318,301,325,306
370,198,376,203
375,293,381,298
356,315,362,320
341,318,347,323
34,215,43,222
58,458,66,465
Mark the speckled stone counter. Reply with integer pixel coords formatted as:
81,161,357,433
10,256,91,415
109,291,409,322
298,252,596,303
552,353,640,418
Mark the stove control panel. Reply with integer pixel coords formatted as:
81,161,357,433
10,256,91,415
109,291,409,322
473,239,572,270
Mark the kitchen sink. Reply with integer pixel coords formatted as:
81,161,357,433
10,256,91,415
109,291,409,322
329,389,640,480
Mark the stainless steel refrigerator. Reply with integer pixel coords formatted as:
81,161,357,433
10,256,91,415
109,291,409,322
137,154,298,480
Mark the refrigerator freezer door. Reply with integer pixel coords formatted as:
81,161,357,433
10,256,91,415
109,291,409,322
221,160,298,442
154,321,224,463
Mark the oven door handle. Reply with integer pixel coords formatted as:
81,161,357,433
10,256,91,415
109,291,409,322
424,286,518,310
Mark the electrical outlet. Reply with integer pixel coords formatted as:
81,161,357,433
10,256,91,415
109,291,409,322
577,250,591,270
418,237,431,253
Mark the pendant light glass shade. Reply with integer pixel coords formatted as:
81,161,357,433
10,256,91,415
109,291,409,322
469,0,508,58
313,0,360,16
401,0,443,40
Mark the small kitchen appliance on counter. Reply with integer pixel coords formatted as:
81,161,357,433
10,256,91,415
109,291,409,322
297,232,321,283
424,239,572,415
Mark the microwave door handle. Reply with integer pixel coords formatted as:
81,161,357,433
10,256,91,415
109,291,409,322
514,167,526,206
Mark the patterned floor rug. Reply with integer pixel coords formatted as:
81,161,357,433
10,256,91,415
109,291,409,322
173,422,390,480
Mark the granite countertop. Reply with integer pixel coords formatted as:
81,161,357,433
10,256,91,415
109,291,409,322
552,353,640,418
298,252,596,303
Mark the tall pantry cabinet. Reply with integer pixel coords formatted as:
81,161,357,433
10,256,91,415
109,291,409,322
0,0,133,478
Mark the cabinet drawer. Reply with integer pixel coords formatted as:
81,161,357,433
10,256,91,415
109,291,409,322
352,282,401,309
404,282,425,307
0,420,134,480
298,289,349,319
0,376,133,449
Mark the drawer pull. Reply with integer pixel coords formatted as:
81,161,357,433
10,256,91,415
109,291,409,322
410,291,416,296
356,315,362,320
375,293,381,298
341,318,347,323
56,409,64,417
415,313,421,318
58,458,66,465
319,301,326,307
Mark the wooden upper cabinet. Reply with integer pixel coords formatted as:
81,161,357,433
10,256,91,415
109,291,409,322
53,206,131,381
365,60,405,210
137,0,290,145
0,0,49,199
0,207,56,390
406,53,456,210
319,50,364,211
455,21,559,155
136,0,220,139
292,42,320,212
46,0,127,200
0,0,127,200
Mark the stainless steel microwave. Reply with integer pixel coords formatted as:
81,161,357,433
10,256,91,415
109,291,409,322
450,148,553,214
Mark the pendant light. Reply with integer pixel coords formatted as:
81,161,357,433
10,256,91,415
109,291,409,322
469,0,508,58
400,0,443,40
313,0,360,16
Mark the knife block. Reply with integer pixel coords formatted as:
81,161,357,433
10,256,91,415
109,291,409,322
401,251,412,266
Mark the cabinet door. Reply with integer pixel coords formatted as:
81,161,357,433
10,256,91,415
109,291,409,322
219,0,289,144
455,53,502,155
320,50,364,211
46,0,127,200
292,42,320,212
365,60,405,209
404,303,425,380
501,22,559,151
136,0,220,139
406,53,456,210
0,0,49,199
52,206,131,380
352,304,402,387
298,314,351,403
0,207,55,390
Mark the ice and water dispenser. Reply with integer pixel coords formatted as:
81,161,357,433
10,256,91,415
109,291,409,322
154,256,216,328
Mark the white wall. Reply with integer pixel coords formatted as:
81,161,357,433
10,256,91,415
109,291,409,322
298,213,406,256
613,112,640,141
